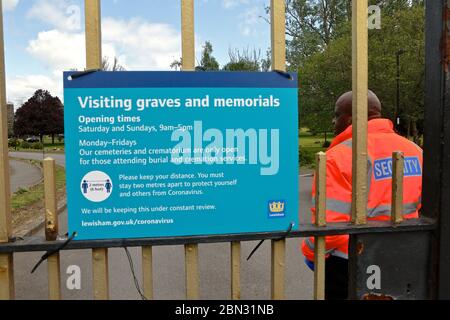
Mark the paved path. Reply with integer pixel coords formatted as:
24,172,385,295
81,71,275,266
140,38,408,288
10,152,314,300
10,159,42,193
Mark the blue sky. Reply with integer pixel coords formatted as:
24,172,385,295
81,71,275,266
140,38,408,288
2,0,271,106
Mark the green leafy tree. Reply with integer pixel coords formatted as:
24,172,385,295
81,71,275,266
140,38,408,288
298,3,425,140
366,3,425,139
222,48,263,71
198,41,220,71
284,0,352,69
283,0,424,69
299,34,351,139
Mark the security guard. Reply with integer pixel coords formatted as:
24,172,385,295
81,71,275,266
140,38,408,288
302,90,423,300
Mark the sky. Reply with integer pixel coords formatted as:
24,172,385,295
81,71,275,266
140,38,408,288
2,0,271,107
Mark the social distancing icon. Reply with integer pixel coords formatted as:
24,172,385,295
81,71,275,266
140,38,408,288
80,171,113,202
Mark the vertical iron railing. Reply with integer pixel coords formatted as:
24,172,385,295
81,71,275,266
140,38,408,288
44,158,61,300
181,0,200,300
0,0,14,300
85,0,110,300
351,0,368,226
313,152,326,300
270,0,287,301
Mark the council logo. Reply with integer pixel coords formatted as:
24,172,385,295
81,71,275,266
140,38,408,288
268,200,286,218
80,171,113,202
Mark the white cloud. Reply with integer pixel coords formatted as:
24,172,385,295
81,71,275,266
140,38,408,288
239,6,261,36
21,29,115,101
102,17,181,70
27,0,81,31
7,74,60,107
12,0,182,103
8,16,182,103
25,1,181,70
27,30,86,72
223,0,249,9
3,0,19,11
26,18,181,72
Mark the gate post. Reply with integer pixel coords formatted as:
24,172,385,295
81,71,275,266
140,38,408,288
270,0,286,300
351,0,368,226
85,0,110,300
85,0,102,70
423,0,450,300
181,0,195,72
0,0,14,300
439,0,450,299
181,0,200,300
313,152,327,300
44,158,61,300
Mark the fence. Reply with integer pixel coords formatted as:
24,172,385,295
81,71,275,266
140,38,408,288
0,0,441,300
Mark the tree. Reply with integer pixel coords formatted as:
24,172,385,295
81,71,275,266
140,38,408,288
170,42,220,71
298,3,425,139
261,49,272,72
300,34,351,134
283,0,352,69
198,41,220,71
373,0,424,14
170,42,271,72
102,56,126,71
222,48,266,71
283,0,424,70
170,58,182,71
14,90,64,144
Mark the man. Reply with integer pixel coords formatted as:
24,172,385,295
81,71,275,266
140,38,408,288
302,90,423,300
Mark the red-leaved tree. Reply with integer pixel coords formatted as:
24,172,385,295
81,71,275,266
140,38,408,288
14,90,64,143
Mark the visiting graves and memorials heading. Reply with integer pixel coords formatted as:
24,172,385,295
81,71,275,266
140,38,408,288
64,71,299,241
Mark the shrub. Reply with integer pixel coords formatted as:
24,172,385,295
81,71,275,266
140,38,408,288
323,141,331,148
15,187,28,195
31,142,44,150
8,138,19,148
299,149,314,166
20,141,31,149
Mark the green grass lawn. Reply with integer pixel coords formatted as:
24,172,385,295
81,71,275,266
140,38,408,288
299,133,334,168
9,135,65,153
42,136,65,152
11,161,66,210
299,133,333,153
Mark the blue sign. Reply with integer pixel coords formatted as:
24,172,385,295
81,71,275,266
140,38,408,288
64,71,299,240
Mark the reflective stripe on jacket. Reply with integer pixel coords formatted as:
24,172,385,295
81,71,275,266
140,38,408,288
302,119,423,262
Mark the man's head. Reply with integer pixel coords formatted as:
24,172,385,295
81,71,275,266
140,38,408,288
333,90,382,135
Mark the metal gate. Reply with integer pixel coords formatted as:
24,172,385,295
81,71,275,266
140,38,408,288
0,0,448,300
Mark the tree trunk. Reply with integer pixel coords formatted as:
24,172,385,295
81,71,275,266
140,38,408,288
52,134,55,145
411,120,419,144
406,119,411,138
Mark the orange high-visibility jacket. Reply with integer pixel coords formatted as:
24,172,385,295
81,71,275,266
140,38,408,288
302,119,423,261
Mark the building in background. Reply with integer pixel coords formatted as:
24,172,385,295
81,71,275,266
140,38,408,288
6,103,14,137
